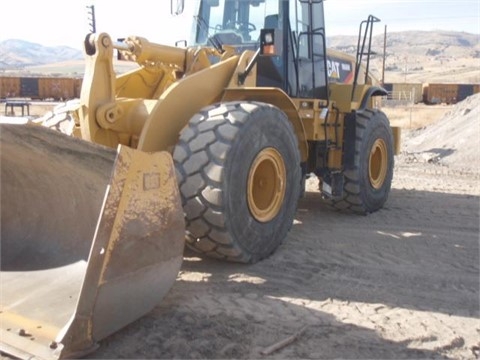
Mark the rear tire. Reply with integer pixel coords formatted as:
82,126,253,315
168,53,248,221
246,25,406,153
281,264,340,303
331,109,394,214
173,101,301,263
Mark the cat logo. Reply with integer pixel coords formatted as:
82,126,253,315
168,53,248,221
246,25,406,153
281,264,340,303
327,59,341,79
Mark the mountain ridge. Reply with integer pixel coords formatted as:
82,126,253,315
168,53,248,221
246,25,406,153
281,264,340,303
0,39,82,69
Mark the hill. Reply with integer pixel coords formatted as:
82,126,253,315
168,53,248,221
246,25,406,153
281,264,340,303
0,39,82,70
327,31,479,84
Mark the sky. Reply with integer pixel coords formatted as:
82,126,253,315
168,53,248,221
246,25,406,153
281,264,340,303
0,0,478,49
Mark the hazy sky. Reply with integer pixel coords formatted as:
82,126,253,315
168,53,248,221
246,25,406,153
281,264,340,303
1,0,478,49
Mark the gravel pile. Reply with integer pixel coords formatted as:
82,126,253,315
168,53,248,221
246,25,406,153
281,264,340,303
399,93,480,172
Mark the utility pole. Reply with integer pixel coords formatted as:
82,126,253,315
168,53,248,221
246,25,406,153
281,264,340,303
86,5,96,33
381,25,387,86
404,56,408,83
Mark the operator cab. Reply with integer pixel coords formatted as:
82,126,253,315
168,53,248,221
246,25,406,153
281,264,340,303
187,0,329,100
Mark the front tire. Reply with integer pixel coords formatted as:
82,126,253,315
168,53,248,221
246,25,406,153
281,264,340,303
173,101,301,263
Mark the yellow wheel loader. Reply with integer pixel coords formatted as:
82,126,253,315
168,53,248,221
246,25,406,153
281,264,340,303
0,0,400,358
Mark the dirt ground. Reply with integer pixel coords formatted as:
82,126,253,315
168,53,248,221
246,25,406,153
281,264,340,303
1,97,478,359
85,169,480,359
79,97,479,359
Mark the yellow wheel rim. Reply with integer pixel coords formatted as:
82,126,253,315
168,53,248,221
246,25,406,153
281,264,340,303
369,138,388,189
247,148,286,223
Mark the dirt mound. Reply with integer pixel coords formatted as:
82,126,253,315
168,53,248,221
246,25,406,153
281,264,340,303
400,93,480,172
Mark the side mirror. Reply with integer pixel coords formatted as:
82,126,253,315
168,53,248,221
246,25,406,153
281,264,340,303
171,0,184,15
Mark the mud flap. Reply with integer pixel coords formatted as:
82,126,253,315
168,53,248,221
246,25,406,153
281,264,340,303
0,124,185,359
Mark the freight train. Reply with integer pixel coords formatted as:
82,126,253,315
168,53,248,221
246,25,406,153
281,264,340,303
383,82,480,105
1,75,478,105
0,76,83,101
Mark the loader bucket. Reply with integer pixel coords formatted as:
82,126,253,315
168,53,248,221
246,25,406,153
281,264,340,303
0,124,185,359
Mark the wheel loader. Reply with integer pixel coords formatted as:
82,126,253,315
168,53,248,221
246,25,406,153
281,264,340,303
0,0,400,359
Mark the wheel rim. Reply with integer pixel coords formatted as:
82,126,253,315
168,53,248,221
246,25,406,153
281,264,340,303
369,138,388,189
247,147,286,223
